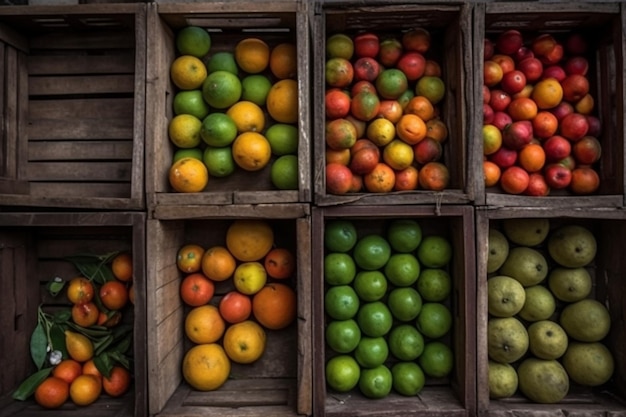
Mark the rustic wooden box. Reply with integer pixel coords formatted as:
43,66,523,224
476,207,626,416
471,2,626,207
146,204,312,416
145,2,311,209
0,211,147,417
0,4,147,210
312,2,474,206
311,205,476,417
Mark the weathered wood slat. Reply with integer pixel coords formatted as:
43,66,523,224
27,161,131,182
29,31,135,50
27,182,130,199
28,98,134,119
184,386,291,407
29,74,135,96
28,54,135,75
28,141,133,161
28,119,133,140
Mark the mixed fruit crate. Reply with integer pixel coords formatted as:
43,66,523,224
0,4,147,210
0,212,147,417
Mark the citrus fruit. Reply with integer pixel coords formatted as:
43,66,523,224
173,148,203,163
241,74,272,106
207,51,238,74
67,276,94,304
99,280,128,310
71,301,99,327
202,70,242,109
176,26,211,58
354,336,389,369
325,319,362,353
266,123,299,156
352,270,388,302
271,155,299,190
226,219,274,262
356,301,393,337
169,114,202,149
201,245,236,282
324,252,356,285
53,359,82,385
270,42,297,79
203,146,235,178
252,283,297,330
359,365,392,399
69,374,101,406
264,247,296,280
267,79,298,124
388,323,425,361
231,131,272,171
170,55,207,90
102,366,131,397
173,89,209,120
416,302,452,339
387,287,423,322
417,235,452,268
353,234,391,271
326,33,354,59
387,219,422,253
416,76,445,104
532,77,564,109
35,376,69,409
235,38,270,74
417,268,452,302
169,157,209,193
324,220,357,252
325,284,360,320
223,320,267,364
227,100,266,133
382,139,414,170
111,252,133,282
376,68,409,99
366,117,395,147
392,362,425,396
185,304,225,344
419,341,454,378
180,272,214,306
219,291,252,324
233,261,267,295
325,355,360,392
82,360,102,381
183,343,230,391
65,330,94,362
200,113,237,147
384,253,420,287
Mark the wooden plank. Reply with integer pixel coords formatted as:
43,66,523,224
28,98,134,120
28,74,135,96
152,203,310,221
28,118,133,140
28,141,134,161
184,385,290,407
296,216,313,416
27,54,135,75
29,31,135,50
28,182,130,199
27,161,131,182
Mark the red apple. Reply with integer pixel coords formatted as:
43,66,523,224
524,172,551,196
354,32,380,58
349,147,380,175
542,65,567,82
353,57,381,82
501,70,527,95
517,57,543,82
543,135,572,162
484,60,504,87
570,166,600,194
493,111,513,130
496,30,523,55
544,163,572,189
565,32,589,55
413,137,443,165
378,38,403,67
572,135,602,165
502,120,533,150
586,115,602,137
492,54,515,74
550,101,574,122
513,46,534,62
483,103,495,124
564,56,589,76
532,34,557,57
326,163,354,194
560,113,589,141
561,74,589,103
489,89,512,113
396,52,426,81
489,145,518,169
484,38,495,60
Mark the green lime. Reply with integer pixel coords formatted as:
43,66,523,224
387,219,422,253
417,268,452,302
266,123,299,156
173,90,210,120
270,155,298,190
173,148,203,163
358,365,392,399
353,234,391,271
392,362,425,396
416,302,452,339
176,26,211,58
325,285,360,320
388,324,424,361
356,301,393,338
387,287,422,322
203,146,235,178
325,319,361,354
419,341,453,378
383,253,420,287
324,252,356,285
324,220,357,252
417,235,452,268
200,112,238,147
354,336,389,369
416,76,445,105
352,270,387,302
326,355,360,392
241,74,272,106
202,70,242,109
207,51,238,75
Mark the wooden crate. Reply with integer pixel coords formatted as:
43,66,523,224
312,2,474,206
311,205,476,417
145,2,311,209
471,2,626,207
0,211,147,417
476,207,626,416
0,4,147,210
146,204,312,416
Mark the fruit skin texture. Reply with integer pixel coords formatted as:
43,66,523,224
65,330,94,362
179,273,214,306
102,366,131,397
252,283,297,330
69,374,102,406
226,220,274,262
559,299,611,342
223,320,267,364
517,358,569,404
488,360,518,399
562,342,614,386
169,157,209,193
34,376,69,409
183,343,231,391
67,277,94,304
185,305,226,344
487,275,525,318
547,225,596,268
487,317,529,363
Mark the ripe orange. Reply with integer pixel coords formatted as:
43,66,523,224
99,281,128,311
383,139,414,171
177,244,205,274
82,360,102,382
53,359,82,385
219,291,252,324
396,114,427,145
183,343,231,391
364,162,396,193
264,248,296,280
231,132,272,172
34,376,69,409
235,38,270,74
185,304,226,344
500,166,530,194
426,119,448,143
223,320,267,364
507,97,538,121
326,147,351,166
325,88,351,120
67,277,94,304
483,160,501,187
252,283,297,330
266,79,299,124
102,366,131,398
531,78,563,109
170,55,207,90
518,143,546,173
404,95,435,122
226,100,266,133
201,246,236,282
419,161,450,191
394,165,419,191
226,220,274,262
169,157,209,193
111,252,133,282
270,42,297,79
532,111,558,139
69,374,101,406
180,272,215,306
71,301,100,327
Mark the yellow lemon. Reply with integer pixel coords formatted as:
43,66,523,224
65,330,94,362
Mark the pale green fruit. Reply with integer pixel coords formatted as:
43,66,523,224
528,320,568,360
562,342,614,387
487,276,525,318
502,218,550,247
488,317,529,363
488,360,518,399
548,267,592,302
548,225,597,268
517,358,569,404
560,299,610,342
518,285,556,322
487,229,509,273
499,247,548,287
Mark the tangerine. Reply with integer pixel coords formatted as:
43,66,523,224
219,291,252,324
34,377,69,409
226,220,274,262
53,359,82,385
99,281,128,311
223,320,267,364
500,166,530,194
519,143,546,173
234,38,270,74
231,132,272,171
177,244,205,274
270,42,297,79
252,283,297,330
532,78,563,109
507,97,538,121
264,248,296,279
201,246,236,282
185,304,225,344
363,162,396,193
426,119,448,143
82,360,102,382
71,301,100,327
532,111,558,139
396,114,427,145
226,100,266,133
419,162,450,191
180,273,215,306
169,157,209,193
69,374,101,406
483,160,501,187
111,252,133,282
183,343,231,391
267,79,298,124
404,96,435,121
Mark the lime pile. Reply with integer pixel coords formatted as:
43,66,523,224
323,218,454,398
167,26,300,192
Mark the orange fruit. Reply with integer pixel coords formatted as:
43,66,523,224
69,374,101,406
404,95,435,121
394,165,419,191
219,291,252,324
201,246,236,282
235,38,270,74
419,162,450,191
53,359,83,385
531,78,563,109
366,117,395,147
226,100,266,133
169,157,209,193
519,143,546,173
363,162,396,193
377,99,403,123
99,280,128,311
532,111,558,139
34,376,69,409
170,55,207,90
426,118,448,143
270,42,297,79
71,301,100,327
65,330,94,362
177,244,205,274
168,114,203,149
102,366,131,398
252,283,297,330
396,114,427,145
185,304,226,344
231,132,272,172
507,97,538,121
483,160,501,187
180,273,215,306
111,252,133,282
223,320,267,364
183,343,231,391
264,248,296,280
67,277,94,304
226,220,274,262
266,79,298,124
500,166,530,194
326,147,351,166
325,88,351,120
82,360,102,382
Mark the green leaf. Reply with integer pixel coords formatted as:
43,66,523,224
52,309,71,324
64,253,117,285
108,351,131,371
94,335,114,356
49,324,69,359
111,332,133,355
46,277,66,297
65,321,111,339
12,367,52,401
30,323,47,370
93,353,113,379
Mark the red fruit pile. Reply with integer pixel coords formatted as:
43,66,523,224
483,29,602,196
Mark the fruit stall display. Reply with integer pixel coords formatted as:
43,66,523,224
313,3,475,206
0,212,147,417
473,2,625,207
0,4,147,210
312,205,476,417
145,2,311,211
145,204,312,416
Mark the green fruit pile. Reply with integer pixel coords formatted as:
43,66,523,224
486,218,614,404
323,219,454,399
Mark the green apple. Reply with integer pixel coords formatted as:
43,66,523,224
518,285,556,322
487,229,509,273
488,360,518,399
548,225,597,268
499,247,548,287
487,275,526,318
488,317,529,363
502,218,550,247
527,320,568,360
562,342,614,387
517,358,569,404
548,267,592,302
